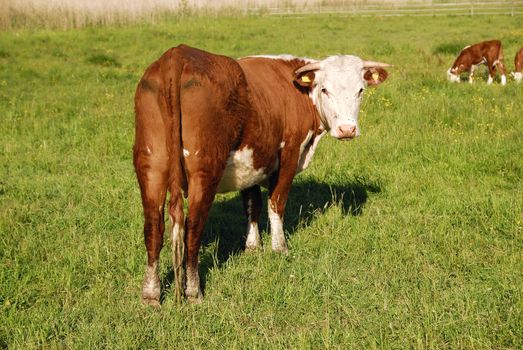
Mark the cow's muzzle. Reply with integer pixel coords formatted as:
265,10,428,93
336,124,358,140
447,69,460,83
512,72,523,82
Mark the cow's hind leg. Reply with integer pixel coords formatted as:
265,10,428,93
134,150,169,307
488,59,507,85
185,174,219,302
241,185,262,251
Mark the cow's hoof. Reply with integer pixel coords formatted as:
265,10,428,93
142,281,160,305
141,297,161,308
186,289,203,304
245,244,261,252
272,244,289,254
187,295,203,304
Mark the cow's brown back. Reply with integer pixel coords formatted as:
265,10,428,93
134,45,251,194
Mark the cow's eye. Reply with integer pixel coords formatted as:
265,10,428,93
321,88,329,96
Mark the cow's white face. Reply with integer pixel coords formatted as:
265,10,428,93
447,68,460,83
295,55,389,140
511,71,523,82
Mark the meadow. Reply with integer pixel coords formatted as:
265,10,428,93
1,13,522,349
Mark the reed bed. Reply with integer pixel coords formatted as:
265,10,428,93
2,0,519,30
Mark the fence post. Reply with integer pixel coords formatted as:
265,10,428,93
470,1,474,16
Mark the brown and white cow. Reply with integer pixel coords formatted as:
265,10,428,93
447,40,507,85
133,44,390,305
511,46,523,82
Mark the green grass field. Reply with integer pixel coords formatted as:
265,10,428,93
1,14,522,349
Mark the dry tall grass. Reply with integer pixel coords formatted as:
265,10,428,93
1,0,180,29
0,0,427,29
0,0,518,30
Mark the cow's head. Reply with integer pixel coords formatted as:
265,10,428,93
447,67,461,83
294,55,390,140
511,71,523,82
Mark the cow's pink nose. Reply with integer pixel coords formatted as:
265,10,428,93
337,124,357,139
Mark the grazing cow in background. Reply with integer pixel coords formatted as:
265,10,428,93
133,44,390,305
511,46,523,82
447,39,507,85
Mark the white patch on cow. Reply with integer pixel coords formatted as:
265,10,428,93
299,131,314,155
171,222,183,243
170,221,185,301
195,150,200,156
242,54,315,63
245,222,261,250
247,54,296,61
296,130,313,171
297,130,326,173
183,149,190,157
146,146,152,155
217,147,269,193
512,72,523,82
279,141,286,149
268,201,287,253
487,75,494,84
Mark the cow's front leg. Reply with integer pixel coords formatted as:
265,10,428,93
241,185,262,251
185,174,218,303
487,63,495,85
268,152,299,254
468,66,475,84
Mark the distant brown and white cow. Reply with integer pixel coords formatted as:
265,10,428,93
447,40,507,85
511,46,523,82
133,44,390,305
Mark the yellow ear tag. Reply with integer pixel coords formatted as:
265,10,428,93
372,72,380,81
301,75,311,83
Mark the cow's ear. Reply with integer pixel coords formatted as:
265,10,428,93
295,71,316,88
363,67,388,86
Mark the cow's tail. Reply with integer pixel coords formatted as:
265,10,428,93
165,53,187,303
133,49,187,302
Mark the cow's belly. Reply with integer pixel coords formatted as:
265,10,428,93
217,147,275,193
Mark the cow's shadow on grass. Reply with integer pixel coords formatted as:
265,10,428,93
160,177,381,300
